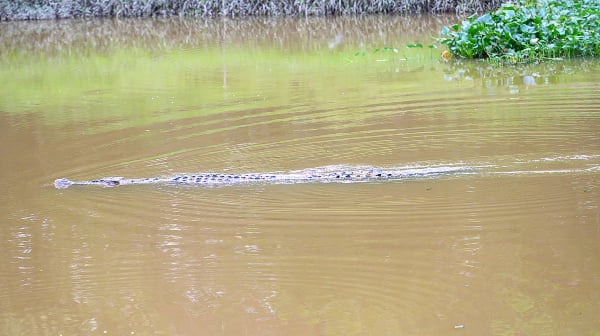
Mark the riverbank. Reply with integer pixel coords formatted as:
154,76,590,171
1,0,501,21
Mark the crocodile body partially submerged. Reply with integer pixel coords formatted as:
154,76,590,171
54,165,473,189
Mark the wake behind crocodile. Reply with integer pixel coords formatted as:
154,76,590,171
54,165,476,189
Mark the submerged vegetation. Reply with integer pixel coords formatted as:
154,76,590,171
440,0,600,61
0,0,502,20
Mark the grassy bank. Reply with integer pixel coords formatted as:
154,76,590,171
1,0,501,21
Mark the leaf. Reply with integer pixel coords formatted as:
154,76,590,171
475,13,493,24
520,24,535,34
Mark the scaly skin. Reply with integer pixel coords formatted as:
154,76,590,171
54,166,472,189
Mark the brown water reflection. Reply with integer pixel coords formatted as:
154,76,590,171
1,16,600,336
0,15,456,56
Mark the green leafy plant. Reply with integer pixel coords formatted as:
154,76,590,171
440,0,600,62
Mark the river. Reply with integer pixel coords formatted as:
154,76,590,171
1,16,599,335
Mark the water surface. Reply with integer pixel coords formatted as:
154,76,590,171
1,16,599,335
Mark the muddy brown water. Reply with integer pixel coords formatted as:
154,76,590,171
1,16,599,335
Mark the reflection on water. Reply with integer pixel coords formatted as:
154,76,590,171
443,58,600,92
1,16,599,335
0,15,457,56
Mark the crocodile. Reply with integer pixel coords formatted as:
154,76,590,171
54,165,473,189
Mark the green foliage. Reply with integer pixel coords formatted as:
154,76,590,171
440,0,600,61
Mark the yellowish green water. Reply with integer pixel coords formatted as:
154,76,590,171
1,16,599,335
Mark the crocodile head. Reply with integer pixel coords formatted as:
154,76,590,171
54,178,72,189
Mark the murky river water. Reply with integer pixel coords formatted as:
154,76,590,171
1,16,599,335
